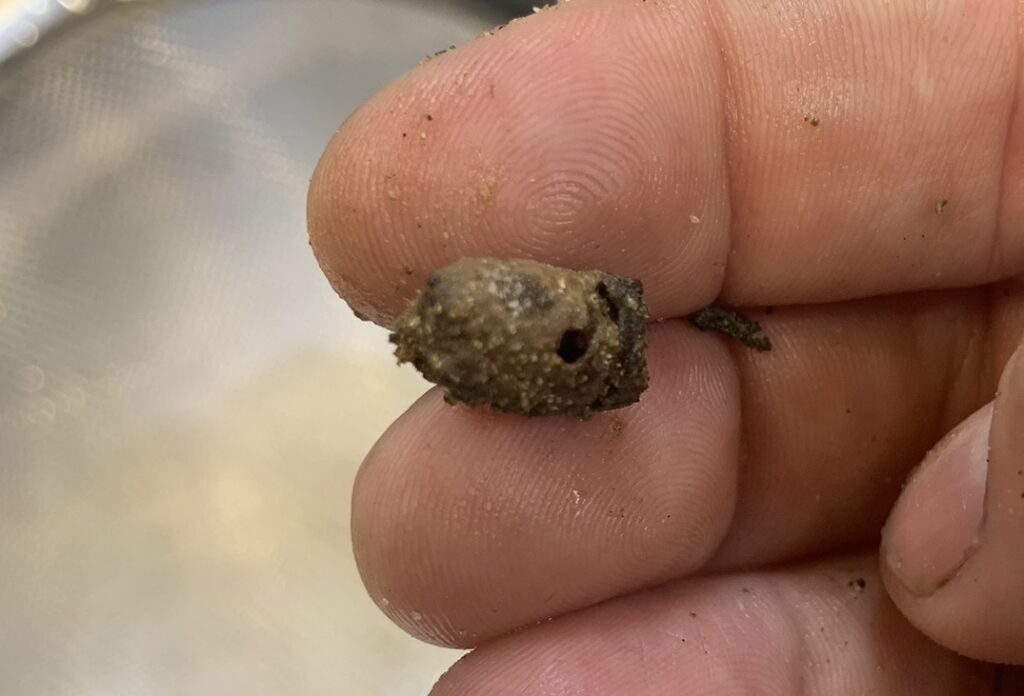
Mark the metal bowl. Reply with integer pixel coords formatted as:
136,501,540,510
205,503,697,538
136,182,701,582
0,1,508,692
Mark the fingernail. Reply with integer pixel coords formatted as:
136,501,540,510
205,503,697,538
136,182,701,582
883,402,992,597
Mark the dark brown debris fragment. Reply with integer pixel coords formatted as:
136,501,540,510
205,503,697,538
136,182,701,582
691,306,772,352
391,258,649,418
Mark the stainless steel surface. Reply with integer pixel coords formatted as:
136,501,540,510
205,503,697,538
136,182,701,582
0,0,129,64
0,1,496,692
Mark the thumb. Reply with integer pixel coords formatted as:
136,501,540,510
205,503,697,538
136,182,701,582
882,340,1024,665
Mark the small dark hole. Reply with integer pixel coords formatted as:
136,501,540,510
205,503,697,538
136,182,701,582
596,283,619,323
557,329,591,364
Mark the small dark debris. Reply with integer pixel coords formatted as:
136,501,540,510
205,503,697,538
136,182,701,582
741,587,751,594
691,306,772,352
804,115,821,127
689,612,698,618
847,578,867,593
426,114,434,121
936,198,949,215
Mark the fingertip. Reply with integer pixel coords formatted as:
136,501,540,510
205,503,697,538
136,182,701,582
308,0,730,324
882,342,1024,665
881,403,990,598
351,322,741,647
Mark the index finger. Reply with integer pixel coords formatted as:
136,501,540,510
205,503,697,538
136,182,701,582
307,0,1023,325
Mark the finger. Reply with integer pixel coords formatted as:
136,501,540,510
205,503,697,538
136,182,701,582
307,0,1024,325
710,279,1024,569
882,340,1024,665
431,556,998,696
353,284,1023,647
355,321,742,646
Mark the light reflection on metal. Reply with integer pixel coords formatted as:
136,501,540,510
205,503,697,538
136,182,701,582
0,0,144,64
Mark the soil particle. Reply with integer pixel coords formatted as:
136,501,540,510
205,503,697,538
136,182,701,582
691,306,772,352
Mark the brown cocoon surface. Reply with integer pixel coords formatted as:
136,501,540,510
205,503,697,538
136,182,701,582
391,258,648,417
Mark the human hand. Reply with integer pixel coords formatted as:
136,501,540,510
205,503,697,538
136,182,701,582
308,0,1024,692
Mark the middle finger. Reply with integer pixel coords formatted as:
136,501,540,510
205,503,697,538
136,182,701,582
354,284,1022,647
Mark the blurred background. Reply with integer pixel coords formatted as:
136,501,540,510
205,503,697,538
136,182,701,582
0,0,532,693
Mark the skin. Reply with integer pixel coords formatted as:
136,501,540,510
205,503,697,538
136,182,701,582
308,0,1024,692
